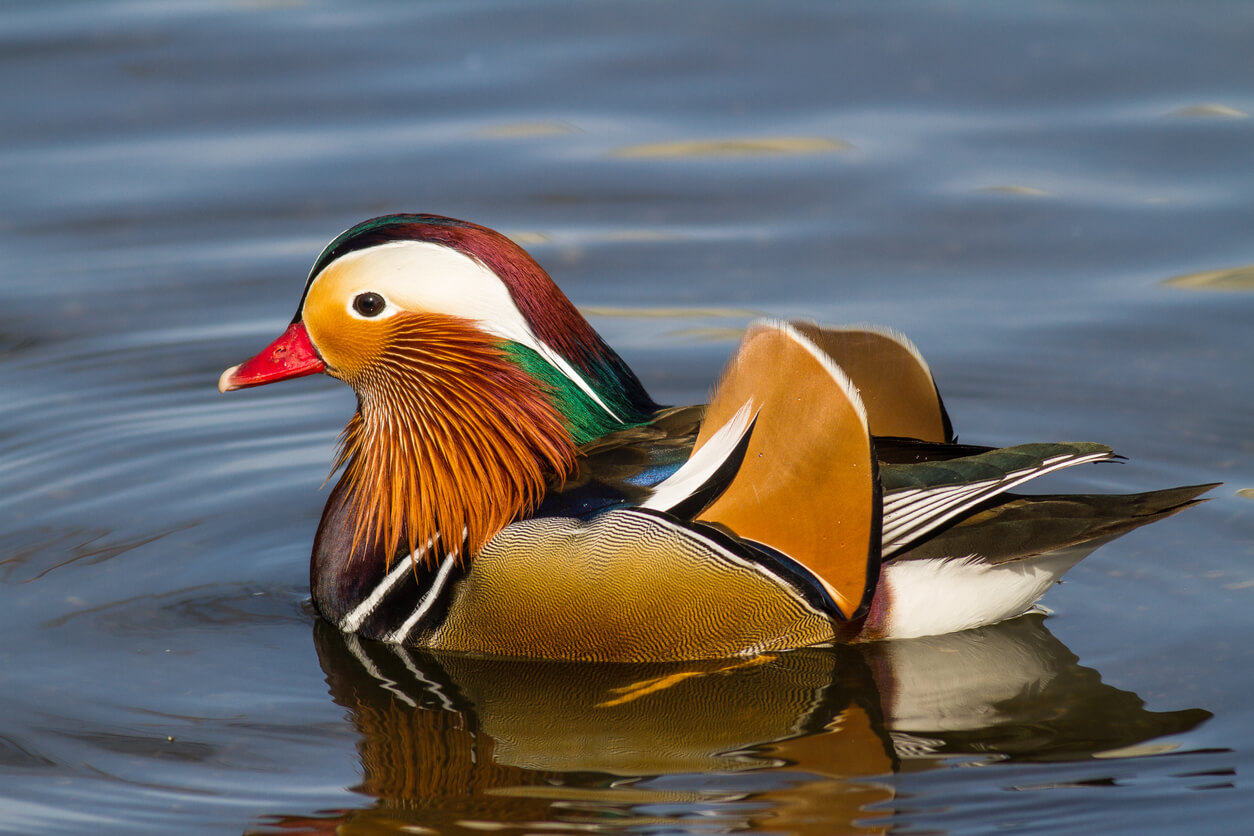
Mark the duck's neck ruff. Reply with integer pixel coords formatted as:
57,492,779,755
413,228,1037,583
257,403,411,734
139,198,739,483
332,314,577,567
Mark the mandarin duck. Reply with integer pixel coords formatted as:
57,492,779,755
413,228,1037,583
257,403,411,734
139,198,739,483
219,214,1211,661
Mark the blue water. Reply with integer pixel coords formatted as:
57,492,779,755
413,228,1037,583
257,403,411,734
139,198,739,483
2,2,1251,833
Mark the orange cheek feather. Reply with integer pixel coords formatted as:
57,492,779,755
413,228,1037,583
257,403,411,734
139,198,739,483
329,313,577,568
302,315,389,387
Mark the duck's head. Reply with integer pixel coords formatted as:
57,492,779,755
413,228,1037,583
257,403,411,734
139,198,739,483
220,214,657,564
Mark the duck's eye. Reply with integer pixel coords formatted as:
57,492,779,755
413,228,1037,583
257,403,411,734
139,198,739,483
353,292,386,317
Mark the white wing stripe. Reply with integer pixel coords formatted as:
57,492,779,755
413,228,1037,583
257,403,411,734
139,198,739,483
642,401,756,513
882,451,1113,554
881,481,997,540
883,480,994,514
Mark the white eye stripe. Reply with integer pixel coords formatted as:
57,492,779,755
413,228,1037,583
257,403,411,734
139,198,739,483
316,241,619,420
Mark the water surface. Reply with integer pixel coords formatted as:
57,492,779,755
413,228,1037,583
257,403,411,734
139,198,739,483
2,2,1251,833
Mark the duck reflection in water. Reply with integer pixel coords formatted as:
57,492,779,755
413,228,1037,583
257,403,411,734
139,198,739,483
254,616,1210,835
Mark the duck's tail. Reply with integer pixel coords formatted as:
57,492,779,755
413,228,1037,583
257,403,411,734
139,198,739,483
902,482,1218,564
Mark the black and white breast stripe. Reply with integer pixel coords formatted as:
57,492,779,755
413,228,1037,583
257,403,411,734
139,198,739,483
337,534,466,644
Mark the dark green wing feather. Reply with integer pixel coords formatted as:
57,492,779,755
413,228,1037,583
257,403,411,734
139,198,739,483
901,483,1216,564
879,442,1117,556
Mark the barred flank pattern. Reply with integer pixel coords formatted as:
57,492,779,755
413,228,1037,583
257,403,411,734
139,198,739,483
431,510,838,661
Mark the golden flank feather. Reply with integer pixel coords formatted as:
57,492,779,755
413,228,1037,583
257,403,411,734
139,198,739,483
331,313,576,567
